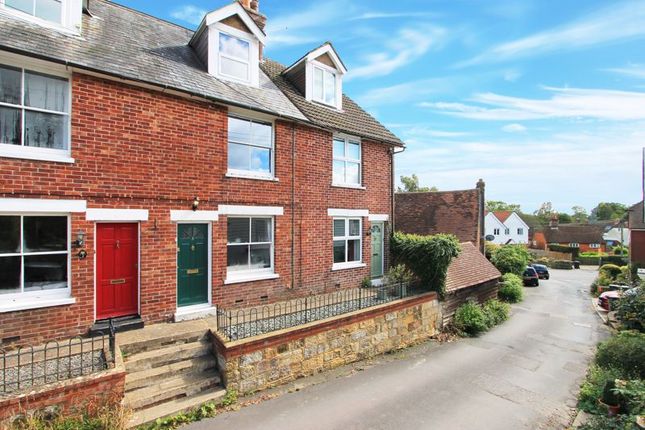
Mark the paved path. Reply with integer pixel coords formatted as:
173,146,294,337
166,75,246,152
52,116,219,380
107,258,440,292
187,268,608,430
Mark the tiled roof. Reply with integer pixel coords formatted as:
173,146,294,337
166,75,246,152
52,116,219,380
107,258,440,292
0,0,306,121
629,201,645,230
445,242,501,292
261,59,404,147
493,211,512,223
540,223,609,244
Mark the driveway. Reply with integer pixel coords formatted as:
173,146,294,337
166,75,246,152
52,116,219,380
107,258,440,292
187,268,609,430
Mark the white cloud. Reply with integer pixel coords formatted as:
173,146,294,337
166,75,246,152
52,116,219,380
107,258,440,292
421,87,645,121
350,11,437,21
457,2,645,67
346,26,445,81
501,123,527,133
503,69,522,82
605,64,645,79
170,5,206,26
266,1,349,47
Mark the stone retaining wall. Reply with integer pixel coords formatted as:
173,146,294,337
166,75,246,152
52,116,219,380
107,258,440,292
212,292,440,394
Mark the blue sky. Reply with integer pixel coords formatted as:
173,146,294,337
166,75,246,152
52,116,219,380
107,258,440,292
119,0,645,214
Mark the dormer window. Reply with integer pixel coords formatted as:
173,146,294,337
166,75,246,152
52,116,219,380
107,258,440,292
5,0,62,23
219,33,250,83
313,65,336,107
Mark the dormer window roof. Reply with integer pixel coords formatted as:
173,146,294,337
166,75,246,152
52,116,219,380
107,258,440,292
189,1,266,87
282,42,347,111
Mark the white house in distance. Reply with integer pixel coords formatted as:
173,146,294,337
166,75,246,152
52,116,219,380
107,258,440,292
485,211,530,245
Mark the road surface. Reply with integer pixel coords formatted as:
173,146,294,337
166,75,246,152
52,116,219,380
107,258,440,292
187,268,608,430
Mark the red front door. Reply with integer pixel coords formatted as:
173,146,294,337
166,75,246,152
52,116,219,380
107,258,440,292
96,223,139,320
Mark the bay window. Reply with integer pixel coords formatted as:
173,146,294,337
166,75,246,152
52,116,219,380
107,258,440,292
227,217,274,276
333,136,361,186
227,116,273,178
333,217,362,266
0,215,69,296
0,63,70,160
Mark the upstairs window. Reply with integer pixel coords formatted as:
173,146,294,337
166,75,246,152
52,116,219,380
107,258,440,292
4,0,62,24
219,33,250,83
517,228,524,235
493,228,500,235
504,228,510,235
313,65,336,107
227,116,273,178
333,136,361,186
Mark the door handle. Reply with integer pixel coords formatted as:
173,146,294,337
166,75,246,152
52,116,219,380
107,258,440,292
110,278,126,285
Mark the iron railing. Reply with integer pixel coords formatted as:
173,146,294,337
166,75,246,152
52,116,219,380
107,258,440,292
0,328,115,395
217,282,420,341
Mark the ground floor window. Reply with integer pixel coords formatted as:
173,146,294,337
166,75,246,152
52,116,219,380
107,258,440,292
0,215,69,295
333,217,362,264
227,217,273,275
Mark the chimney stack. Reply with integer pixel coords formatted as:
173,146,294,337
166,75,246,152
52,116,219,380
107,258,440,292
239,0,266,31
549,213,559,230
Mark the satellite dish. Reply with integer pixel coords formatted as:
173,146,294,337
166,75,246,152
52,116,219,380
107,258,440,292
485,235,495,241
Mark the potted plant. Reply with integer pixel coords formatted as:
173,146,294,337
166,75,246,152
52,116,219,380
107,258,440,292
598,379,621,416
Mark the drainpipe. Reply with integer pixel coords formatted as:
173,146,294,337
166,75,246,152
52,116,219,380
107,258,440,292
391,146,405,234
291,122,296,290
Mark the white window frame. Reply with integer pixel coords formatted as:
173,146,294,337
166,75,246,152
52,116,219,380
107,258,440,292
0,0,72,30
0,213,74,310
493,228,500,235
226,115,275,180
0,56,73,163
225,216,276,283
305,59,343,110
569,243,580,248
332,217,364,270
589,243,601,249
504,228,510,235
208,23,260,87
518,228,524,235
217,32,250,83
332,135,362,187
312,63,337,107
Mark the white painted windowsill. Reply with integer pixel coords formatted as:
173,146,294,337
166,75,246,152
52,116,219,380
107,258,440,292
332,183,365,190
0,296,76,313
225,171,279,182
224,273,280,285
0,148,74,164
332,262,366,271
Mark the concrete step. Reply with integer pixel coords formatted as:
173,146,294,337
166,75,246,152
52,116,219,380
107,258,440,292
124,369,221,411
119,327,211,356
125,355,216,392
124,341,211,373
127,387,226,428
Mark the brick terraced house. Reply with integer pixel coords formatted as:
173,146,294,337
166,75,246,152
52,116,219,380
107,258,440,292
0,0,403,347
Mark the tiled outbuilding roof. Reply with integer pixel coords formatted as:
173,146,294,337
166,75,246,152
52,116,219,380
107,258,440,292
261,59,404,147
445,242,501,292
628,201,645,230
0,0,306,121
540,223,609,244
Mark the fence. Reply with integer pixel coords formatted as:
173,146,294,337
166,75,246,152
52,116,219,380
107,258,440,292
0,328,115,395
217,282,421,341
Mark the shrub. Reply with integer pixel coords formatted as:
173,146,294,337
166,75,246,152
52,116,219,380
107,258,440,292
615,288,645,332
482,299,510,327
491,245,531,276
600,264,623,280
533,257,551,266
453,301,488,336
384,264,414,285
601,255,630,266
485,242,500,259
551,260,573,269
595,331,645,379
498,273,524,303
391,232,461,298
578,364,623,413
578,414,638,430
613,379,645,415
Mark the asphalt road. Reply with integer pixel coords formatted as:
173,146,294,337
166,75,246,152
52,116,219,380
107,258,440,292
187,268,609,430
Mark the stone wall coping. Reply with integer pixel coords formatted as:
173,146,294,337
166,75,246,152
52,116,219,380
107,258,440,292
213,291,438,359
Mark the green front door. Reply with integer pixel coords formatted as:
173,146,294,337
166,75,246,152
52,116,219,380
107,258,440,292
177,224,208,307
370,222,384,278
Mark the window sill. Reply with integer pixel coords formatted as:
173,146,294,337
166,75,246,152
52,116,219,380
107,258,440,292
332,262,366,271
0,147,74,164
0,295,76,313
225,172,279,182
224,273,279,285
332,183,365,190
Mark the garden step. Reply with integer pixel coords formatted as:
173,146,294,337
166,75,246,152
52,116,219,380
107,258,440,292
127,387,226,428
125,356,216,392
123,341,211,373
119,324,212,356
124,369,221,411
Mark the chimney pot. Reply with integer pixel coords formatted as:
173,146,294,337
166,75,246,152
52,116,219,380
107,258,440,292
240,0,251,8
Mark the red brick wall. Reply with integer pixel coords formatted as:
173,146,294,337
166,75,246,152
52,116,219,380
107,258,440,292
0,73,393,346
630,230,645,265
0,370,125,421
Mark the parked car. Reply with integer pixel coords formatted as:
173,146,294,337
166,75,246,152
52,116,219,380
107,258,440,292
523,267,539,286
598,286,641,311
530,263,550,280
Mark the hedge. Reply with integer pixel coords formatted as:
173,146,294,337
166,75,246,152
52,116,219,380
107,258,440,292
551,260,573,269
577,256,601,266
548,244,578,258
391,232,461,299
600,255,629,266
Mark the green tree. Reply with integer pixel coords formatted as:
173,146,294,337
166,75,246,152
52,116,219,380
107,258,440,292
397,174,437,192
485,200,521,213
491,245,531,276
571,206,589,223
558,213,572,224
534,201,554,225
591,202,628,221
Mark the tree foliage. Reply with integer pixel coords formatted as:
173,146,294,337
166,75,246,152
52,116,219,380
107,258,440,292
397,174,437,192
591,202,628,221
391,232,461,298
572,205,589,223
491,245,531,276
486,200,521,213
557,213,572,224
